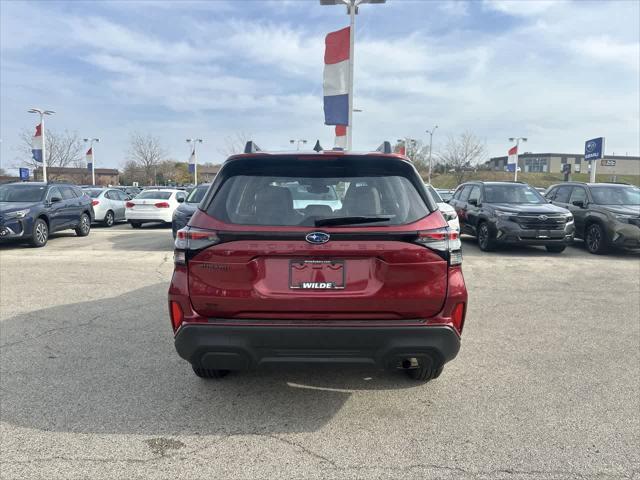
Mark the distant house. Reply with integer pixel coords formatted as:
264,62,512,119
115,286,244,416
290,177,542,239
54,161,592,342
33,167,120,185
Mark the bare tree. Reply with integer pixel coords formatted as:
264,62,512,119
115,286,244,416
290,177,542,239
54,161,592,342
15,129,85,177
218,132,252,158
127,132,167,185
436,132,486,185
393,140,430,173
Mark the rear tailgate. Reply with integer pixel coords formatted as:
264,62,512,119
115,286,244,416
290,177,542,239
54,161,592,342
187,235,448,320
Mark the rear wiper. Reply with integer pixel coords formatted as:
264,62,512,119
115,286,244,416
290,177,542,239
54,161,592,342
314,216,392,227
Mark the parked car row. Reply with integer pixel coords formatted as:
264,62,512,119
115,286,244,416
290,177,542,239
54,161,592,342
447,181,639,254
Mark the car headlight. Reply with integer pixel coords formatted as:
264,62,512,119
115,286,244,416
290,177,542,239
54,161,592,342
443,211,457,221
615,214,632,223
5,209,30,219
563,213,574,223
494,210,516,218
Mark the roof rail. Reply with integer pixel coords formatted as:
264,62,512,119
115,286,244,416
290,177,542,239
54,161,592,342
376,141,392,154
244,141,261,154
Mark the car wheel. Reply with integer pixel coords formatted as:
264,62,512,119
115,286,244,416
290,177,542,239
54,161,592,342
545,245,566,253
103,210,115,227
192,366,230,379
585,223,608,254
30,218,48,247
406,361,444,382
477,222,495,251
130,221,141,229
75,213,91,237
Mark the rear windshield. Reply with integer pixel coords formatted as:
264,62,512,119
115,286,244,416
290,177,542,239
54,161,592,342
186,185,209,203
0,184,46,202
84,189,103,198
207,171,429,227
426,185,443,203
591,186,640,205
484,184,546,204
136,191,173,200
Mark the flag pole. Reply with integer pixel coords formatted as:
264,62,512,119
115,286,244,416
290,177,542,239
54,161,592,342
193,144,198,185
41,113,47,183
347,0,355,151
92,143,96,186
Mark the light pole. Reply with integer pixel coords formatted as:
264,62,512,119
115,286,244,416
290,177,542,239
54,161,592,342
289,139,308,150
186,138,203,185
28,108,55,182
320,0,386,150
83,137,100,185
508,137,527,181
425,125,438,185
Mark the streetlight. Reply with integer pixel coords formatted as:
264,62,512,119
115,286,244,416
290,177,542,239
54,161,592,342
83,137,100,186
186,138,203,185
320,0,386,150
289,139,308,150
425,125,438,184
27,108,55,182
508,137,527,181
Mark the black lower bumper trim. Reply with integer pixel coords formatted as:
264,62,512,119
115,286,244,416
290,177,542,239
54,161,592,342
174,324,461,370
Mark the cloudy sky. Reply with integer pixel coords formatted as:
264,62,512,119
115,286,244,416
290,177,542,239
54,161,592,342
1,0,638,171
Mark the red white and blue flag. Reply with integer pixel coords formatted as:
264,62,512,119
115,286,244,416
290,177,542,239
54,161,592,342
507,145,518,172
86,147,93,171
31,123,43,163
188,150,196,174
334,125,347,149
323,26,350,127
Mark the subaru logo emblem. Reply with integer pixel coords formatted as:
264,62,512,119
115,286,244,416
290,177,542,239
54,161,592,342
538,215,548,221
305,232,330,244
586,141,596,153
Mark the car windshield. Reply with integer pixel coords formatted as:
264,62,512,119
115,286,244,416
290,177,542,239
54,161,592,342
136,191,173,200
484,184,546,204
426,185,443,203
186,185,209,203
437,190,453,201
0,184,47,202
84,189,103,198
590,186,640,205
208,164,429,227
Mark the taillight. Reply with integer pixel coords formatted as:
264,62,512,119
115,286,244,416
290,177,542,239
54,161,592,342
174,226,220,264
169,301,184,331
155,202,170,208
415,228,463,265
451,303,466,334
91,200,99,206
125,202,135,208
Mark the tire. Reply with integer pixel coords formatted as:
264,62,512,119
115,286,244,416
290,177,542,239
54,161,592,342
103,210,115,227
130,221,142,229
192,365,230,379
585,223,608,254
406,362,444,382
477,222,496,251
75,213,91,237
29,218,49,247
545,245,566,253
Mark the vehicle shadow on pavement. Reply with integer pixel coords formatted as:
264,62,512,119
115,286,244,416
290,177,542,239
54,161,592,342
0,284,418,436
107,232,175,251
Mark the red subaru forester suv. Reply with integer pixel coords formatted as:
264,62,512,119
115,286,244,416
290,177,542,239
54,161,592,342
168,143,467,382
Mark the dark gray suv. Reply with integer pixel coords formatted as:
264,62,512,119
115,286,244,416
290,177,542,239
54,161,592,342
545,182,640,254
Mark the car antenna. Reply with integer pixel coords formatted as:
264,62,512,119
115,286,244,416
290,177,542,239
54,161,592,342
244,141,261,154
313,140,323,152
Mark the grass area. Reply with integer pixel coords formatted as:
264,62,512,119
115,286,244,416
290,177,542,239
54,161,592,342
426,172,640,189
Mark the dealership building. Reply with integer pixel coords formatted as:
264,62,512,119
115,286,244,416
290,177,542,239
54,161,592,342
486,153,640,177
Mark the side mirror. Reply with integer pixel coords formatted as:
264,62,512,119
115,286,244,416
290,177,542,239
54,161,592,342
50,196,62,203
572,200,586,208
177,197,185,203
468,198,478,206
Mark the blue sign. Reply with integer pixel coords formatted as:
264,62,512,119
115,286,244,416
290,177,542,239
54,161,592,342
19,168,29,181
188,163,195,174
584,137,605,161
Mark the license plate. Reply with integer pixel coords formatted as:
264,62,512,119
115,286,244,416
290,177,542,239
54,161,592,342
289,260,345,289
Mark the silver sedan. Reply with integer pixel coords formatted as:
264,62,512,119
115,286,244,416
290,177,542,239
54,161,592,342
83,188,129,227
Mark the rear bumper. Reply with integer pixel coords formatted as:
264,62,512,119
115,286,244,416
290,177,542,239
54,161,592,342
125,210,173,223
610,224,640,249
174,323,461,370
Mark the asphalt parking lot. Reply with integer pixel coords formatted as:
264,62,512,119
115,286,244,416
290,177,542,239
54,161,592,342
1,224,639,480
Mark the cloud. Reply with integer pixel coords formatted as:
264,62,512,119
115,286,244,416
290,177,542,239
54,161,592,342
570,36,640,71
